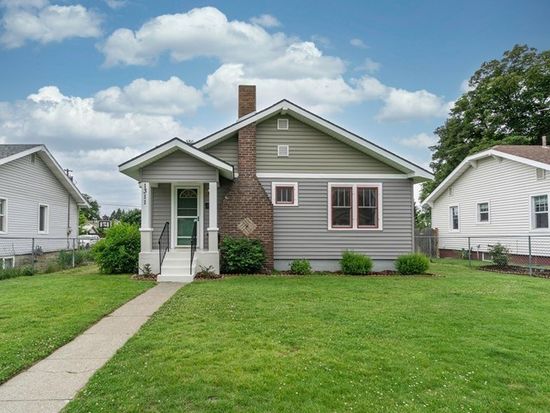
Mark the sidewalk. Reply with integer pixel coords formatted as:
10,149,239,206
0,282,183,413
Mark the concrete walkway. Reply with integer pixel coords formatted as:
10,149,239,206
0,282,182,413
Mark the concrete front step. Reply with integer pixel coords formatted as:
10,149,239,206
159,250,195,283
157,274,194,283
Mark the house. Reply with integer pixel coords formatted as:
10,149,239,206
0,144,89,269
120,86,432,281
422,143,550,261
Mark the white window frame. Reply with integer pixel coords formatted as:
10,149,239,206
0,198,7,234
38,203,49,234
271,182,298,207
327,183,383,231
476,201,490,224
277,118,289,130
530,194,550,231
449,205,460,232
277,144,289,157
536,168,546,181
0,256,15,270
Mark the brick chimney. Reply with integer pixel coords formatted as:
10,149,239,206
219,85,274,272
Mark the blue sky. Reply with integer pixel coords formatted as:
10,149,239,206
1,0,548,212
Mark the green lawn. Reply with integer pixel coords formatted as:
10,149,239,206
66,260,550,412
0,265,154,383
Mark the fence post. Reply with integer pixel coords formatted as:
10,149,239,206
31,237,35,272
468,237,471,267
527,235,533,275
428,235,432,259
72,238,76,268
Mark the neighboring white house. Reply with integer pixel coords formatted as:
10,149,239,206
423,144,550,260
0,144,89,268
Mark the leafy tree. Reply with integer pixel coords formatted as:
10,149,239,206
422,45,550,200
81,194,101,221
110,208,141,226
415,205,431,229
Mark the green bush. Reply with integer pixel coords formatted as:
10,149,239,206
396,253,430,275
220,237,266,274
489,243,510,267
290,259,312,275
0,266,35,281
92,223,141,274
341,251,373,275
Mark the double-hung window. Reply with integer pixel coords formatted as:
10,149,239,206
477,202,490,223
329,183,382,230
272,183,298,206
532,195,549,229
0,198,6,233
449,205,459,231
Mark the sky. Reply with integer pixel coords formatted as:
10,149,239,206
0,0,549,213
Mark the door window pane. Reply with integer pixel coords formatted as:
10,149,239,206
177,189,198,217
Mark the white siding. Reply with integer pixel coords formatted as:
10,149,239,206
431,156,550,254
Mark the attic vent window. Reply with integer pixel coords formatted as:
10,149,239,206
277,145,289,157
277,118,289,130
448,186,454,196
30,154,36,164
536,168,546,180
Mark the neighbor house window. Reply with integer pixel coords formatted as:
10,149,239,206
328,183,382,230
532,195,549,229
0,257,14,270
38,204,49,233
477,202,490,223
449,205,459,231
536,168,546,180
0,198,6,233
272,182,298,206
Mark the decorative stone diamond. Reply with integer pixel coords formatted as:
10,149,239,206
237,217,257,236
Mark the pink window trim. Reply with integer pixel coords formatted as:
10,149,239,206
327,183,382,231
271,182,298,207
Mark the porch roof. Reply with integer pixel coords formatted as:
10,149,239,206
119,138,234,181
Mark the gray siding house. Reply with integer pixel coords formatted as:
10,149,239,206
0,145,89,268
120,86,432,281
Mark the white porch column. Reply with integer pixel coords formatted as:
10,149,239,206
140,182,153,253
207,181,219,252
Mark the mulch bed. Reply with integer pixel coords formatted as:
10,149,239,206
480,265,550,279
195,273,224,280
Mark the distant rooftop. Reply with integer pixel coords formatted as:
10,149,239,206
0,144,41,160
493,145,550,166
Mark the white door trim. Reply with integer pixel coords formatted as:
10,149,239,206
170,183,204,249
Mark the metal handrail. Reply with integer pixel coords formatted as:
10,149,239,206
158,221,170,272
190,219,198,274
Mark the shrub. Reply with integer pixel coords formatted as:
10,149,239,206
396,253,430,275
220,237,266,274
290,259,312,275
489,243,509,267
341,251,373,275
0,266,35,281
58,249,94,269
92,223,141,274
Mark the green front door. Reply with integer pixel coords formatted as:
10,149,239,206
176,188,198,247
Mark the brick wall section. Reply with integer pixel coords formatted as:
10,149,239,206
220,86,274,272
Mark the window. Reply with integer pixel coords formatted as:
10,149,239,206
536,168,546,180
328,183,382,230
272,183,298,206
0,257,14,270
448,186,454,196
38,204,49,233
277,144,289,157
449,205,459,231
532,195,549,229
0,198,6,233
277,118,289,130
477,202,490,223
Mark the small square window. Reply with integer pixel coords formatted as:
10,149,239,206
277,145,289,157
272,183,298,206
537,168,546,180
277,118,289,130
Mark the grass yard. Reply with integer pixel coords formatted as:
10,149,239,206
0,265,154,383
66,260,550,412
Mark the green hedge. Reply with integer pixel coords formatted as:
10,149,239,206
341,251,373,275
92,223,141,274
220,237,266,274
290,259,312,275
395,253,430,275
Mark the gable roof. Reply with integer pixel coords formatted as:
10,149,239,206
119,138,234,180
194,99,433,182
422,145,550,207
0,144,89,207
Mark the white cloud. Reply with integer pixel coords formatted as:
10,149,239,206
377,88,452,121
94,76,204,116
104,0,126,9
356,57,381,74
350,38,367,49
0,0,102,48
399,132,438,148
249,14,280,28
460,79,474,93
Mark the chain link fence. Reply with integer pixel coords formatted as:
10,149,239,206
415,232,550,275
0,237,92,271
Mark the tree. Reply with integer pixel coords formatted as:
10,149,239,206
422,45,550,200
110,208,141,226
81,194,101,221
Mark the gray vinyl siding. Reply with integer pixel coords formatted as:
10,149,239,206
0,153,79,256
205,135,238,173
260,178,414,260
141,150,218,182
256,116,400,173
151,183,171,244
